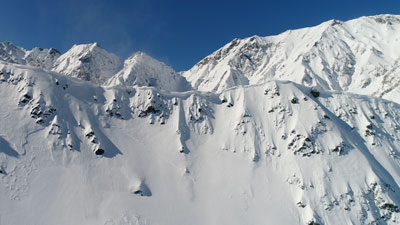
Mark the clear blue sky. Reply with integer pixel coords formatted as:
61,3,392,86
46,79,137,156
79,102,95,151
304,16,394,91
1,0,399,71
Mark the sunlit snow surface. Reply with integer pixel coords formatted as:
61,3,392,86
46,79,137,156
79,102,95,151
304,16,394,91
0,14,400,225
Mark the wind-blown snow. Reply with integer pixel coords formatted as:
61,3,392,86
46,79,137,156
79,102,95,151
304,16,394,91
0,14,400,225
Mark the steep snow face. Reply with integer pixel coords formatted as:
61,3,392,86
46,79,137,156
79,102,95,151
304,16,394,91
183,14,400,102
0,42,26,64
107,52,191,92
1,61,400,225
25,47,61,70
52,43,122,84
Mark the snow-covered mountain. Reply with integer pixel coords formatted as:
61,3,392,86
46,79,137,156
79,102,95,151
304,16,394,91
0,14,400,225
52,43,122,84
0,42,60,69
107,51,191,92
184,14,400,102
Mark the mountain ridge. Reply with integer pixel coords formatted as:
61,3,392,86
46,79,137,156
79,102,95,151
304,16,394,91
2,14,400,99
183,14,400,102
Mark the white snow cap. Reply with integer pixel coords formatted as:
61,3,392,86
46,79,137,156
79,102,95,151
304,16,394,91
52,42,122,84
108,51,191,92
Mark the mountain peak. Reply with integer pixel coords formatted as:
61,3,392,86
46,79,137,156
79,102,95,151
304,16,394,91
52,43,122,84
67,42,105,56
125,51,155,64
107,51,191,92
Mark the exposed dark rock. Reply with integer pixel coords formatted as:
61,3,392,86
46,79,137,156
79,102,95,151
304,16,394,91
94,148,104,155
365,123,375,136
138,106,160,118
35,118,44,124
297,201,306,208
331,141,347,155
19,94,32,104
307,221,320,225
132,182,152,197
310,88,320,98
380,203,399,213
133,190,143,195
85,131,95,138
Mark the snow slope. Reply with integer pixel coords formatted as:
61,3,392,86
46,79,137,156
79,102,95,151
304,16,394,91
1,61,400,225
0,14,400,225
